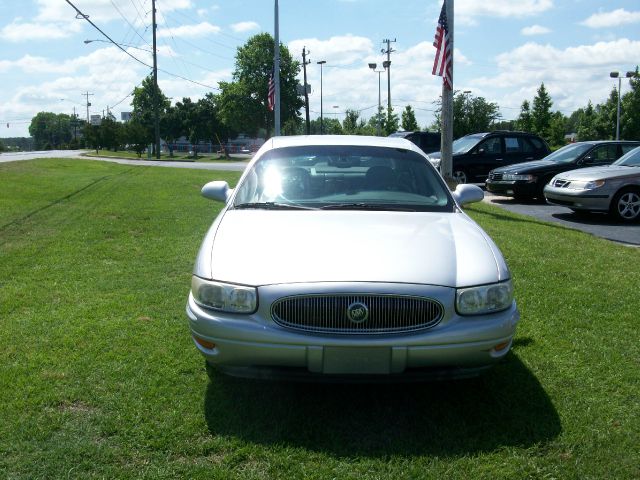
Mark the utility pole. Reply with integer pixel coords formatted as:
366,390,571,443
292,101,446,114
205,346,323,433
302,47,311,135
82,91,94,123
317,60,326,134
381,38,396,115
440,0,454,186
274,0,281,136
152,0,161,159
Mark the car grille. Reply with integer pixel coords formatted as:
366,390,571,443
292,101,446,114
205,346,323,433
271,294,443,334
488,172,503,181
551,178,571,188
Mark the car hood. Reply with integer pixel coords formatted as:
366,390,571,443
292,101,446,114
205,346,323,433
493,160,559,174
199,210,507,288
556,165,640,181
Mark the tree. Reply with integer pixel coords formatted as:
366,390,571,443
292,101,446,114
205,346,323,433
175,97,208,158
531,83,553,140
121,120,149,157
28,112,73,149
548,111,567,148
516,100,533,132
217,33,303,137
621,68,640,140
160,105,183,157
83,123,101,153
131,75,170,154
401,105,419,131
99,116,121,151
384,107,400,135
576,101,599,141
0,139,5,152
433,92,500,138
342,109,362,134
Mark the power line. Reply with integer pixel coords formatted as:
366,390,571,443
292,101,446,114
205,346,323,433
65,0,219,91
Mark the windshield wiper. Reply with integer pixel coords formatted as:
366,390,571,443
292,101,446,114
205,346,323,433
320,203,416,211
234,202,316,210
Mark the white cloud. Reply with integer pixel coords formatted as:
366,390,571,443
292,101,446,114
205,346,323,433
230,21,260,33
0,20,82,42
288,35,374,66
457,0,553,25
521,25,551,36
157,22,221,39
470,38,640,118
581,9,640,29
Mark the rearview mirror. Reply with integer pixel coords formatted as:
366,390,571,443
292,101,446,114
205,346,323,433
201,181,234,203
452,184,484,206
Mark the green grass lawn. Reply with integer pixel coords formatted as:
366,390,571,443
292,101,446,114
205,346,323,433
1,159,639,479
83,150,250,163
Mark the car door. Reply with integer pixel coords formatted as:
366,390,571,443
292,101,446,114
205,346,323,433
469,136,504,181
503,135,531,166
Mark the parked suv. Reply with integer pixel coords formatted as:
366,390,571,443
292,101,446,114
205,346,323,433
487,140,640,200
426,131,550,183
389,131,440,155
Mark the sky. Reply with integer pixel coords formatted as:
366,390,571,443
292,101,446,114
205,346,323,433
1,0,639,138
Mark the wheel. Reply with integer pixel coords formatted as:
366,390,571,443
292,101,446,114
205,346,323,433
610,188,640,222
452,170,468,184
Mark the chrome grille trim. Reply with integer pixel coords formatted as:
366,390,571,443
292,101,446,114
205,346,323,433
552,178,571,188
489,172,503,181
271,294,444,334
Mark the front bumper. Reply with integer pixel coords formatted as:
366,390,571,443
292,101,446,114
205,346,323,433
186,282,520,379
486,179,538,197
544,185,611,211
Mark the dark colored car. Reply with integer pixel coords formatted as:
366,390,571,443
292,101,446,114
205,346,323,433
486,141,640,200
389,131,440,154
426,131,550,184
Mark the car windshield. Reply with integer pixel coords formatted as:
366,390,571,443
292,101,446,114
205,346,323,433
613,146,640,167
543,143,593,163
232,145,454,212
452,135,483,154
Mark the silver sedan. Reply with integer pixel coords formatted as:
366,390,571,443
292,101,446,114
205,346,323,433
186,135,519,380
544,146,640,222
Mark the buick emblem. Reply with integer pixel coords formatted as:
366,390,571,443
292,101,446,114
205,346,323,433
347,302,369,324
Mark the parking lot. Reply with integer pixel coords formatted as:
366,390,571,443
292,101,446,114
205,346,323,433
484,191,640,246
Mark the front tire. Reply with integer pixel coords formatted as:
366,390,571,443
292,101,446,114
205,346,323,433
610,188,640,222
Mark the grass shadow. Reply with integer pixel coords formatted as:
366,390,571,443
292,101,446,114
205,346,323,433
203,353,560,458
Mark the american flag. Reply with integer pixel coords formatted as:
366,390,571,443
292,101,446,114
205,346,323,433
267,69,275,111
432,0,452,90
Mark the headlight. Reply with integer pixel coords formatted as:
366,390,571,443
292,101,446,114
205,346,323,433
502,174,536,181
456,280,514,316
567,179,605,190
191,276,257,313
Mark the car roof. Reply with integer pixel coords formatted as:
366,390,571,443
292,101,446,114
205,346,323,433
572,140,640,145
264,134,424,154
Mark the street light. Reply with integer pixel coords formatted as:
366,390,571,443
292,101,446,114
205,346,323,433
610,71,636,140
317,60,326,134
84,39,152,53
368,63,384,136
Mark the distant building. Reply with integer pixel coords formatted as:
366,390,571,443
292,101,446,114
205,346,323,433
90,115,102,126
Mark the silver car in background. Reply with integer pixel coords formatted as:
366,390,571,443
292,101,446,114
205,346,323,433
186,135,520,380
544,145,640,222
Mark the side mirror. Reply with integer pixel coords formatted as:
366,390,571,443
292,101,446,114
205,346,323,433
201,181,234,203
474,148,485,155
452,184,484,206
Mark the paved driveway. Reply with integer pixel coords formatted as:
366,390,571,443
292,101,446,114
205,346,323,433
484,192,639,246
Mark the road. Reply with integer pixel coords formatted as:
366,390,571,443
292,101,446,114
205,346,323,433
1,150,637,245
0,149,250,171
484,192,639,246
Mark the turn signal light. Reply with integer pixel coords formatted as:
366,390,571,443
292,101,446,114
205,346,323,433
193,336,216,349
493,341,510,352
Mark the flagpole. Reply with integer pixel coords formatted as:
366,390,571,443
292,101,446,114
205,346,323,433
441,0,454,187
274,0,281,136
